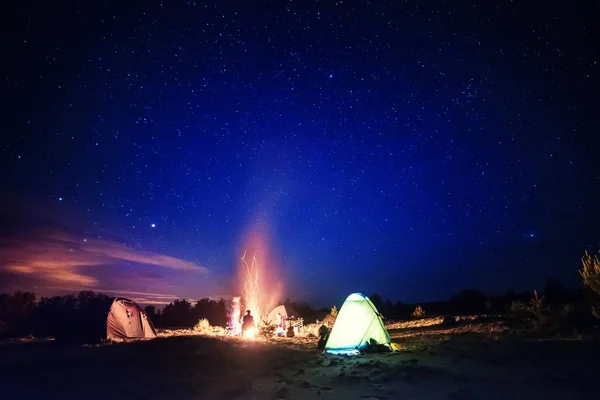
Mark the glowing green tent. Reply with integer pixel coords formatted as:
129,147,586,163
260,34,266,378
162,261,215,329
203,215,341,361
325,293,391,355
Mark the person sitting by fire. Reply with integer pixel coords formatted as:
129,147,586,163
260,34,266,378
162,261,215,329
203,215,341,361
242,310,255,336
317,322,329,351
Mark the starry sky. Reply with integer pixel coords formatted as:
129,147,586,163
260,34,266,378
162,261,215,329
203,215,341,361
1,0,598,307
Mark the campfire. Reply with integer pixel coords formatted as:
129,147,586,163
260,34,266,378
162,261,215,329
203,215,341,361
228,243,282,339
241,250,262,325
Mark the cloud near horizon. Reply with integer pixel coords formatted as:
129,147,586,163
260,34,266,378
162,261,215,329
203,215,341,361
46,287,190,306
0,231,208,291
46,286,235,306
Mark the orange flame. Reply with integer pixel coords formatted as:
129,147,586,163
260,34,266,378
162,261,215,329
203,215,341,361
241,250,262,324
237,225,283,326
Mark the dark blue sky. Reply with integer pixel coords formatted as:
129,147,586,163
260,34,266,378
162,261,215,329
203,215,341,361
1,0,598,307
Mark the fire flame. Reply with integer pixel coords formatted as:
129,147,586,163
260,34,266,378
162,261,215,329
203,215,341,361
241,249,262,323
244,327,257,340
234,225,283,338
230,296,241,335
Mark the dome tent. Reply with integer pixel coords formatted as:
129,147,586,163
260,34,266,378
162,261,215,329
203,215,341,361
324,293,391,355
266,304,300,325
106,297,157,341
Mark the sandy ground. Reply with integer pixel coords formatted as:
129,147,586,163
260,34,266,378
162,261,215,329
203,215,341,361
1,319,598,399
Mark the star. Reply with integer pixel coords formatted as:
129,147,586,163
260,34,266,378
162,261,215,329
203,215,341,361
0,0,596,310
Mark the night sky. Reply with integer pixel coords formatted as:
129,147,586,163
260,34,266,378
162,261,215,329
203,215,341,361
1,0,598,307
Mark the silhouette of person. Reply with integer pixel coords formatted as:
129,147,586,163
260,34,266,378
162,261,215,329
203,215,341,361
242,310,255,335
317,322,329,351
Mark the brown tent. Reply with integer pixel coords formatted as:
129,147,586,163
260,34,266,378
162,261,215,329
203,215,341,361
106,297,157,341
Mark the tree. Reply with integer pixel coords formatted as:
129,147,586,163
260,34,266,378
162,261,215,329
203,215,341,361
161,299,194,327
0,291,36,325
450,289,488,314
144,305,158,321
213,299,228,326
384,300,394,316
369,293,383,312
75,291,113,343
192,298,227,327
283,299,314,318
0,291,36,336
543,277,569,306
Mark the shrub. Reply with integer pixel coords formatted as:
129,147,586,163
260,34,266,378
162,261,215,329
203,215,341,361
562,303,574,317
412,305,425,319
485,301,493,311
330,305,338,319
510,290,568,333
580,250,600,319
259,321,276,338
510,300,529,314
529,290,549,317
510,290,549,317
304,323,319,338
193,318,211,334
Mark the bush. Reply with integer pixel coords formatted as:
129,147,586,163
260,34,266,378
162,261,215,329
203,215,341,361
510,300,529,314
580,250,600,319
259,321,276,339
304,323,319,338
193,318,211,334
529,289,549,318
510,290,548,315
330,305,338,319
562,303,574,317
509,290,577,333
412,305,425,319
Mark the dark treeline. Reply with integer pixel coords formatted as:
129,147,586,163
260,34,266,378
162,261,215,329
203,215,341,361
0,277,594,343
369,278,591,320
147,298,228,328
0,291,229,343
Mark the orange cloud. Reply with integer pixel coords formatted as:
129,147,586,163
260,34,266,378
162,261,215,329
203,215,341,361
55,234,204,271
0,232,207,289
6,264,97,286
46,287,213,306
